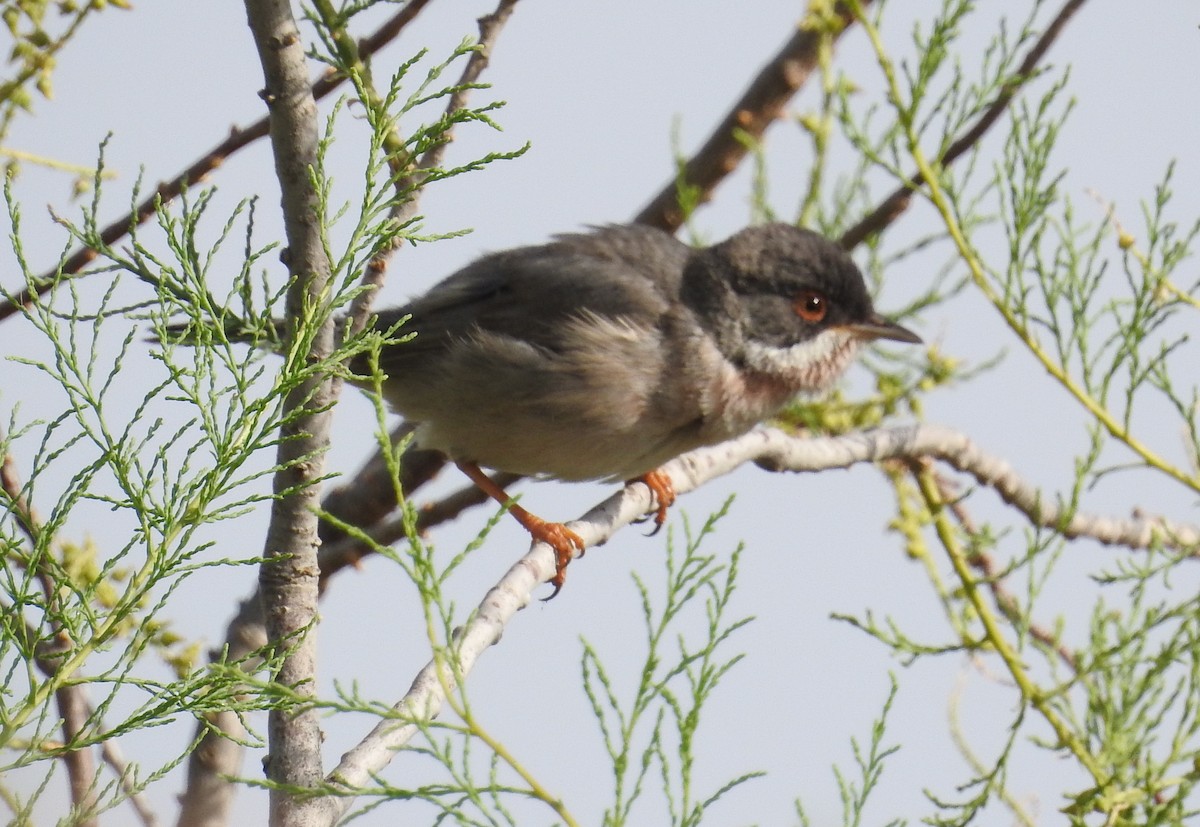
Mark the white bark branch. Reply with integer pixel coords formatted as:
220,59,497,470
320,422,1199,820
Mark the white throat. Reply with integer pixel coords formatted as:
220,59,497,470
741,328,860,392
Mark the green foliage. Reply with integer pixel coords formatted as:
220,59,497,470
0,29,524,821
0,0,129,192
582,502,759,827
795,676,903,827
800,1,1200,823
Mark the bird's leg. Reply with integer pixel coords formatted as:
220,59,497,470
454,461,584,598
629,469,676,535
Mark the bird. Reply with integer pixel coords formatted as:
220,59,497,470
352,222,921,596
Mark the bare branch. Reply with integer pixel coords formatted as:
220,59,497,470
744,426,1198,551
634,2,869,232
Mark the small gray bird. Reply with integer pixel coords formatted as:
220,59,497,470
354,223,921,594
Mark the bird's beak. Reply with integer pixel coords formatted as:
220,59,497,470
847,312,922,344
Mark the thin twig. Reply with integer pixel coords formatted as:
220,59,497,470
634,1,869,232
345,0,521,337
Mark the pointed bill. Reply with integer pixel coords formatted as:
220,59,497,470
847,312,922,345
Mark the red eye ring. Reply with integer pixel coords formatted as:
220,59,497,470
794,290,827,323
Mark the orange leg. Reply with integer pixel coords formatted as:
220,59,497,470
630,468,676,534
456,461,584,598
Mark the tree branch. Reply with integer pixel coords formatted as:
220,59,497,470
634,1,869,232
744,426,1198,551
241,1,335,824
3,441,101,826
174,593,267,827
344,0,520,337
317,470,522,581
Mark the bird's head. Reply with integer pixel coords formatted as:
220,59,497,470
681,223,921,393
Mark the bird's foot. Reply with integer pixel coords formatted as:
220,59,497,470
630,469,676,536
454,460,585,599
519,513,585,600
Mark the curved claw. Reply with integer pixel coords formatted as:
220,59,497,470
523,516,584,601
631,469,676,536
454,460,586,599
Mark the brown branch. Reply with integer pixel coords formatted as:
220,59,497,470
1,447,41,546
0,0,433,324
54,678,100,827
318,471,522,580
348,0,432,67
633,1,869,232
414,1,517,179
175,593,267,827
838,0,1089,250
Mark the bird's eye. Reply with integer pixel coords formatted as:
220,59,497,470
793,290,827,323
